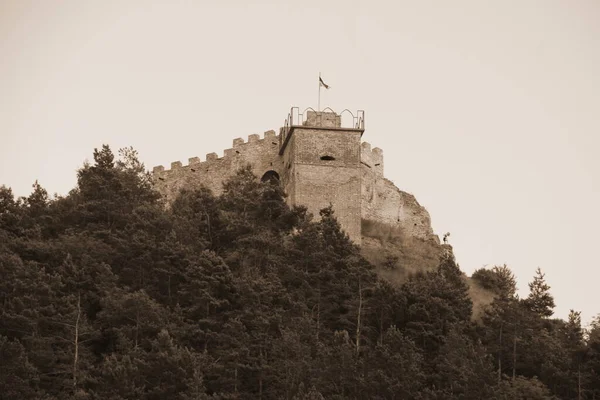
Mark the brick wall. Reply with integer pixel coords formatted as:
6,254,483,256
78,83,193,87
285,127,363,243
152,130,283,203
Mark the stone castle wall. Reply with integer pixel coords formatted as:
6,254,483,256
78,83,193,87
152,130,283,204
152,115,438,244
360,142,435,241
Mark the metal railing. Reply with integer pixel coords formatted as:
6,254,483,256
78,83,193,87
279,107,365,150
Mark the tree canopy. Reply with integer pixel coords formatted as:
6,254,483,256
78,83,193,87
0,144,597,399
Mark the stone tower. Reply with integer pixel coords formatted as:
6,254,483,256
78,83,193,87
279,110,364,243
151,106,438,248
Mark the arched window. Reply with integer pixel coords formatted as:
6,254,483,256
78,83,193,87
261,170,280,185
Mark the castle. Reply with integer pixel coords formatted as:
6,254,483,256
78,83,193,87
152,108,438,246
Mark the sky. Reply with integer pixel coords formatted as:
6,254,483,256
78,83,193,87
1,0,599,325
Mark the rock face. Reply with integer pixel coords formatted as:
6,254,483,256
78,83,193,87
152,109,439,246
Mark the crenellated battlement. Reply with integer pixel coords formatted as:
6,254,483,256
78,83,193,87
151,128,284,204
152,130,279,176
360,141,384,175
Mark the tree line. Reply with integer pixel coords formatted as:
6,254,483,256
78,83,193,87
0,145,599,399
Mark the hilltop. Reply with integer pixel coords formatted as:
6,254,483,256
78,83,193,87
0,145,598,399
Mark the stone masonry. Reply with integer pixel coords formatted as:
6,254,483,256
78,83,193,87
152,109,438,245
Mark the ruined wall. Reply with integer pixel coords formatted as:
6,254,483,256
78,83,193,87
152,130,282,203
360,142,438,242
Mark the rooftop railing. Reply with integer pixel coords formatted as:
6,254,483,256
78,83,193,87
279,107,365,153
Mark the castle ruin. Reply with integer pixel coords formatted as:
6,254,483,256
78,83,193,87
152,108,438,246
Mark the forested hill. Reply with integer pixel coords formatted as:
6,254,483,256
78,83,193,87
1,145,599,400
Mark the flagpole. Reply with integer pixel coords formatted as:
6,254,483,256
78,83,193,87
318,72,321,111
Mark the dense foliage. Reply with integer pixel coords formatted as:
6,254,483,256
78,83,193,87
0,145,598,399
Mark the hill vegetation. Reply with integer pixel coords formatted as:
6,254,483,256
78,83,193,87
1,145,599,399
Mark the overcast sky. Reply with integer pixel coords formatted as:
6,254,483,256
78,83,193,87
1,0,599,324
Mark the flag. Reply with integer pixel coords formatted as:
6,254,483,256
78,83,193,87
319,76,330,89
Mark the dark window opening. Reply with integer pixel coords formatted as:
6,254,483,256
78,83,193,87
235,150,240,154
320,155,336,161
261,170,280,185
374,163,380,166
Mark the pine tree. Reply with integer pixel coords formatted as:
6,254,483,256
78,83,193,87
0,335,41,398
2,144,592,399
400,252,473,356
525,267,555,318
472,264,517,300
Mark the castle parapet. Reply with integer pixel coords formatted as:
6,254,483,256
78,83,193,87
360,142,384,175
152,130,281,176
279,108,365,155
373,147,383,161
224,148,235,157
264,130,276,139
